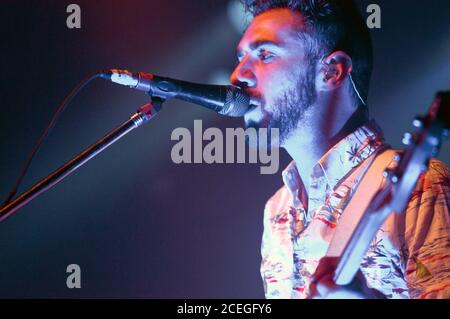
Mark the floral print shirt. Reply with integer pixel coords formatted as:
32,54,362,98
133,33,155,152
261,120,450,299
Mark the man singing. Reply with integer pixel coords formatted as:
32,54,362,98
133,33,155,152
230,0,450,298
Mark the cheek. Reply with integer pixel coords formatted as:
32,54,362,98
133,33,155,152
259,66,299,102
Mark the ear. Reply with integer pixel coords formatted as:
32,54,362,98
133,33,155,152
316,51,353,92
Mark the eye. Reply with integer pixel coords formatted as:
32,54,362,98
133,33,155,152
257,49,275,63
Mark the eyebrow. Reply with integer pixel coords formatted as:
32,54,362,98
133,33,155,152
236,40,281,59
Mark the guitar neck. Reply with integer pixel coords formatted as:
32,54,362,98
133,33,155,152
332,91,449,287
333,203,392,286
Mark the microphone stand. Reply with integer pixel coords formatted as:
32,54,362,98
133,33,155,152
0,99,164,224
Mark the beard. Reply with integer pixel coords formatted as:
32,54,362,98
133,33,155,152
245,62,317,147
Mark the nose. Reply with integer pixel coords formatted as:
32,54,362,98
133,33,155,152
230,58,257,88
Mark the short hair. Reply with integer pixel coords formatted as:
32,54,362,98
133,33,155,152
243,0,373,107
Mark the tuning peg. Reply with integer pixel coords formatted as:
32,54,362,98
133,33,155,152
392,153,402,163
413,116,424,128
383,169,399,184
443,129,449,139
427,136,440,147
402,132,414,146
389,174,399,184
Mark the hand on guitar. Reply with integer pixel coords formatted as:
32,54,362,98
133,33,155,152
310,257,386,299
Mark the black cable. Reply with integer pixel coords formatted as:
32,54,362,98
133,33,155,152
1,73,102,208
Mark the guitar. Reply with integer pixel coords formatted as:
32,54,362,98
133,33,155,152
329,91,450,288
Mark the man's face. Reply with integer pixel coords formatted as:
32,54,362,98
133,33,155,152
230,8,317,145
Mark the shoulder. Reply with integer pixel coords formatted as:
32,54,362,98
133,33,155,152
404,159,450,236
421,159,449,185
413,158,449,199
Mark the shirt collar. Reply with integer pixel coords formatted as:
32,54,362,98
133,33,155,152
282,120,386,207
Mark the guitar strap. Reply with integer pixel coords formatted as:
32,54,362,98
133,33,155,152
326,148,397,258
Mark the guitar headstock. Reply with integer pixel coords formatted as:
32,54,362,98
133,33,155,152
391,91,449,214
403,91,449,150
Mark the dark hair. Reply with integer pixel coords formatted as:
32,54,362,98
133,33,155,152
243,0,373,107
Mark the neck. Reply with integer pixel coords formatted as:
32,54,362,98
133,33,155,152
283,103,368,194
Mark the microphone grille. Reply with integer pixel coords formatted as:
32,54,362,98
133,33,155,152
221,86,250,117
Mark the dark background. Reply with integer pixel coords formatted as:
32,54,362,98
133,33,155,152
0,0,449,298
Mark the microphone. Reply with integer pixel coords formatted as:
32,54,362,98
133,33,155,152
100,69,250,117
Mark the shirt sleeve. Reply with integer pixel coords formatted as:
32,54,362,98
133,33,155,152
260,189,296,299
404,159,450,299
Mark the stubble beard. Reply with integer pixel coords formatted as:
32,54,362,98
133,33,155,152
270,69,317,145
247,63,317,148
